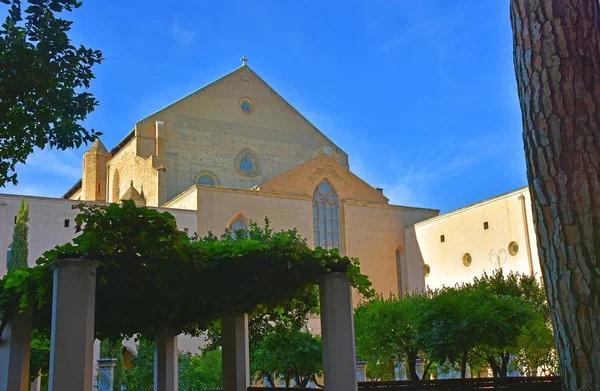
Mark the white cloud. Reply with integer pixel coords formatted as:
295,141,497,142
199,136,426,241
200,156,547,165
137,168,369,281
170,22,196,47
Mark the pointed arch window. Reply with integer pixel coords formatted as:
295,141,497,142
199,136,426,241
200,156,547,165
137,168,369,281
313,180,339,249
229,215,248,239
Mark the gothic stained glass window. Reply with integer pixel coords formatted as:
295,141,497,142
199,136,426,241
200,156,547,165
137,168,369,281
196,172,218,186
313,180,339,249
229,216,248,239
235,149,260,177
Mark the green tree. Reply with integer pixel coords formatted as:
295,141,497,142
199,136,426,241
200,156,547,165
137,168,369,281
123,338,154,391
510,0,600,388
0,0,103,186
251,328,322,387
470,270,555,377
416,287,533,378
354,294,434,381
8,198,28,270
99,339,124,390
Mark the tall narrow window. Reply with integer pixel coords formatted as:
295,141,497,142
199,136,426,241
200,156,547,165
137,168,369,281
313,180,339,249
396,248,405,297
5,243,12,270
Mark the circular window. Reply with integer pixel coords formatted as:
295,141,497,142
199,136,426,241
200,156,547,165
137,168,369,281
508,241,519,256
462,253,472,267
423,264,431,277
235,148,260,177
239,98,253,114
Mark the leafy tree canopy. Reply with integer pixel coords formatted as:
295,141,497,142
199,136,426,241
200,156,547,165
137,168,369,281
416,285,534,378
0,201,373,341
251,328,322,388
0,0,103,186
354,293,434,381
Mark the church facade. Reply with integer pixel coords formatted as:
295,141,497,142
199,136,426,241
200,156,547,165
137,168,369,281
0,63,543,321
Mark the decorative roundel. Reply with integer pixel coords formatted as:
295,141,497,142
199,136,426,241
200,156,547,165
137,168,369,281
235,148,260,177
508,241,519,256
423,264,431,277
462,253,472,267
239,98,253,114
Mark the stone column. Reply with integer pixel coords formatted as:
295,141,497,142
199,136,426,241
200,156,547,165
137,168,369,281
221,313,249,391
154,332,178,391
48,259,99,391
30,376,41,391
319,272,358,391
97,358,117,391
0,308,32,391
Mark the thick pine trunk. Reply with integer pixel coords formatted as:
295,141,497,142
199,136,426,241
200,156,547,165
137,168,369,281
510,1,600,390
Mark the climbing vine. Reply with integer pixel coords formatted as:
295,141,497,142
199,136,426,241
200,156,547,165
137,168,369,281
0,201,373,341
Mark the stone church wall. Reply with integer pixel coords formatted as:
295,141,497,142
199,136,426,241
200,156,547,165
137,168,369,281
107,138,160,206
343,201,438,303
131,66,348,204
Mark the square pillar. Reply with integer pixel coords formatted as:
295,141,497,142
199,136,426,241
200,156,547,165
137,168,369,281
48,259,99,391
0,308,32,391
319,272,358,391
221,313,249,391
154,332,178,391
97,358,117,391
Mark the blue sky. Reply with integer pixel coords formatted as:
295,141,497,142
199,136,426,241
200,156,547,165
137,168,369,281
2,0,526,213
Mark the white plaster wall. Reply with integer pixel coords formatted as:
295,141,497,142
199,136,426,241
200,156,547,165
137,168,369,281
405,187,542,291
0,194,197,278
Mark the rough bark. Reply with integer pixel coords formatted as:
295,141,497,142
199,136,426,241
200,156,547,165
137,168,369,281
510,1,600,390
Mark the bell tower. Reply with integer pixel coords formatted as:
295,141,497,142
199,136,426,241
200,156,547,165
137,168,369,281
82,138,110,201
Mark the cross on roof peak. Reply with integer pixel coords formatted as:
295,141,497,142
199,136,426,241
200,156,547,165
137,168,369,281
240,56,248,66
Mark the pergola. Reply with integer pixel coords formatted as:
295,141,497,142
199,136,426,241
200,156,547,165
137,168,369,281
0,202,368,391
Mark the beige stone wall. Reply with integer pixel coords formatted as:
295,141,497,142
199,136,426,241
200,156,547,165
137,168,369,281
193,185,436,301
162,186,198,210
131,66,348,204
195,186,313,241
106,139,161,206
343,201,438,304
82,150,109,201
259,155,388,204
405,187,542,291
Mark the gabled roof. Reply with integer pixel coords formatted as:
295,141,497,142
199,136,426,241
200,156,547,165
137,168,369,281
258,154,389,204
136,65,345,156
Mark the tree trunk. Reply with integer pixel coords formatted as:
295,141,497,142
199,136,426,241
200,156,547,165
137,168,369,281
510,0,600,389
500,352,510,377
422,360,433,381
487,357,501,377
461,350,469,379
407,352,420,381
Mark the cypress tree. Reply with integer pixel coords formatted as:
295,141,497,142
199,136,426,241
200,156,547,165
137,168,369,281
8,198,29,270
